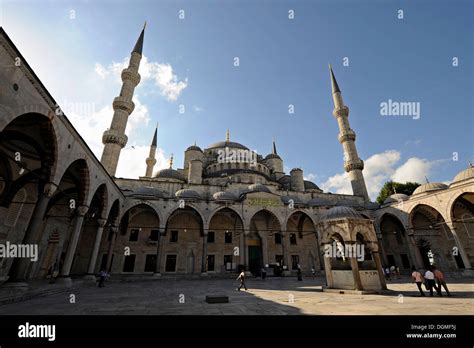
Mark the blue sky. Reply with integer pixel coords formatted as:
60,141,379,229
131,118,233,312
1,0,473,199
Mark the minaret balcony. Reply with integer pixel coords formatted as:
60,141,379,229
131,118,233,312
338,129,356,143
146,158,157,166
332,106,349,118
102,129,128,148
121,68,141,86
344,158,364,172
113,96,135,114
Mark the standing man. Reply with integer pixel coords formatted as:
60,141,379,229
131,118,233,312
236,270,248,291
98,269,108,288
433,266,451,296
411,267,425,296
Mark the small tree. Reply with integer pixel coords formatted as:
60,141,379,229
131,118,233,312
376,181,421,204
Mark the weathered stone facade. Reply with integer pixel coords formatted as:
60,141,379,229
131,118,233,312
0,27,472,292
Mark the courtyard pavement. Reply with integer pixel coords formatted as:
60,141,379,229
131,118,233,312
0,276,472,315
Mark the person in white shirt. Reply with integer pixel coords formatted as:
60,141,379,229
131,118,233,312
424,267,436,297
236,270,248,291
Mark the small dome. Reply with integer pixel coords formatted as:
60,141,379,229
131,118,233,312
304,180,321,191
412,182,448,195
318,206,365,221
155,168,185,181
248,183,271,193
186,144,203,152
383,193,409,204
265,153,281,160
175,189,201,200
452,167,474,183
206,141,249,150
213,191,238,201
281,195,304,205
307,197,335,207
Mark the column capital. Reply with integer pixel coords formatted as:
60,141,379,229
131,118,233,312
43,182,58,198
76,205,89,217
110,225,119,234
97,218,107,227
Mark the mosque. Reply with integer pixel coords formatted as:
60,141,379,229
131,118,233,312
0,25,472,291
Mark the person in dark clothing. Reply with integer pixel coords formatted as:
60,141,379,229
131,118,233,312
297,268,303,281
98,270,108,288
261,267,266,280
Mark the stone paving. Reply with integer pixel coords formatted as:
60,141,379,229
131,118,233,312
0,276,472,315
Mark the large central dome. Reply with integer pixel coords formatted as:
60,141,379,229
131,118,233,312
206,140,249,150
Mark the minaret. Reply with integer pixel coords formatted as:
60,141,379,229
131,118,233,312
329,65,369,201
101,23,146,176
226,129,230,142
272,138,277,155
145,124,158,177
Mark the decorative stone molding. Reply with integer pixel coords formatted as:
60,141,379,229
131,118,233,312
344,158,364,172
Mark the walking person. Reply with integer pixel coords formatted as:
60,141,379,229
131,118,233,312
98,269,108,288
411,267,425,296
297,268,303,281
311,268,316,279
261,267,266,280
433,266,451,296
424,267,437,297
236,270,248,291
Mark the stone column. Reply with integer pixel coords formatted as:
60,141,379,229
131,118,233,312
349,243,363,291
8,183,57,283
239,230,245,269
153,228,163,276
322,243,334,288
280,231,289,271
408,232,424,269
376,234,388,265
447,223,472,269
58,205,88,284
201,232,208,274
105,226,119,273
85,218,107,279
372,250,387,290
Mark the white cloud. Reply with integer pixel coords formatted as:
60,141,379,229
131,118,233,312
321,150,440,200
115,146,168,179
94,56,188,102
391,157,434,183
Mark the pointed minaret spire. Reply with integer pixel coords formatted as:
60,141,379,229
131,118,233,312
226,129,230,142
145,124,158,177
101,24,146,176
329,64,369,202
151,122,158,146
272,138,277,155
329,64,341,93
169,153,174,168
468,160,473,168
133,21,146,55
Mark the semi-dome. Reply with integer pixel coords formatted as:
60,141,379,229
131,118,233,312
126,186,166,198
304,180,321,191
452,167,474,183
155,168,185,181
175,189,201,200
307,197,335,207
318,206,365,221
412,182,448,196
206,140,249,150
213,191,238,202
247,183,271,193
383,193,409,204
186,144,203,152
281,195,304,205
